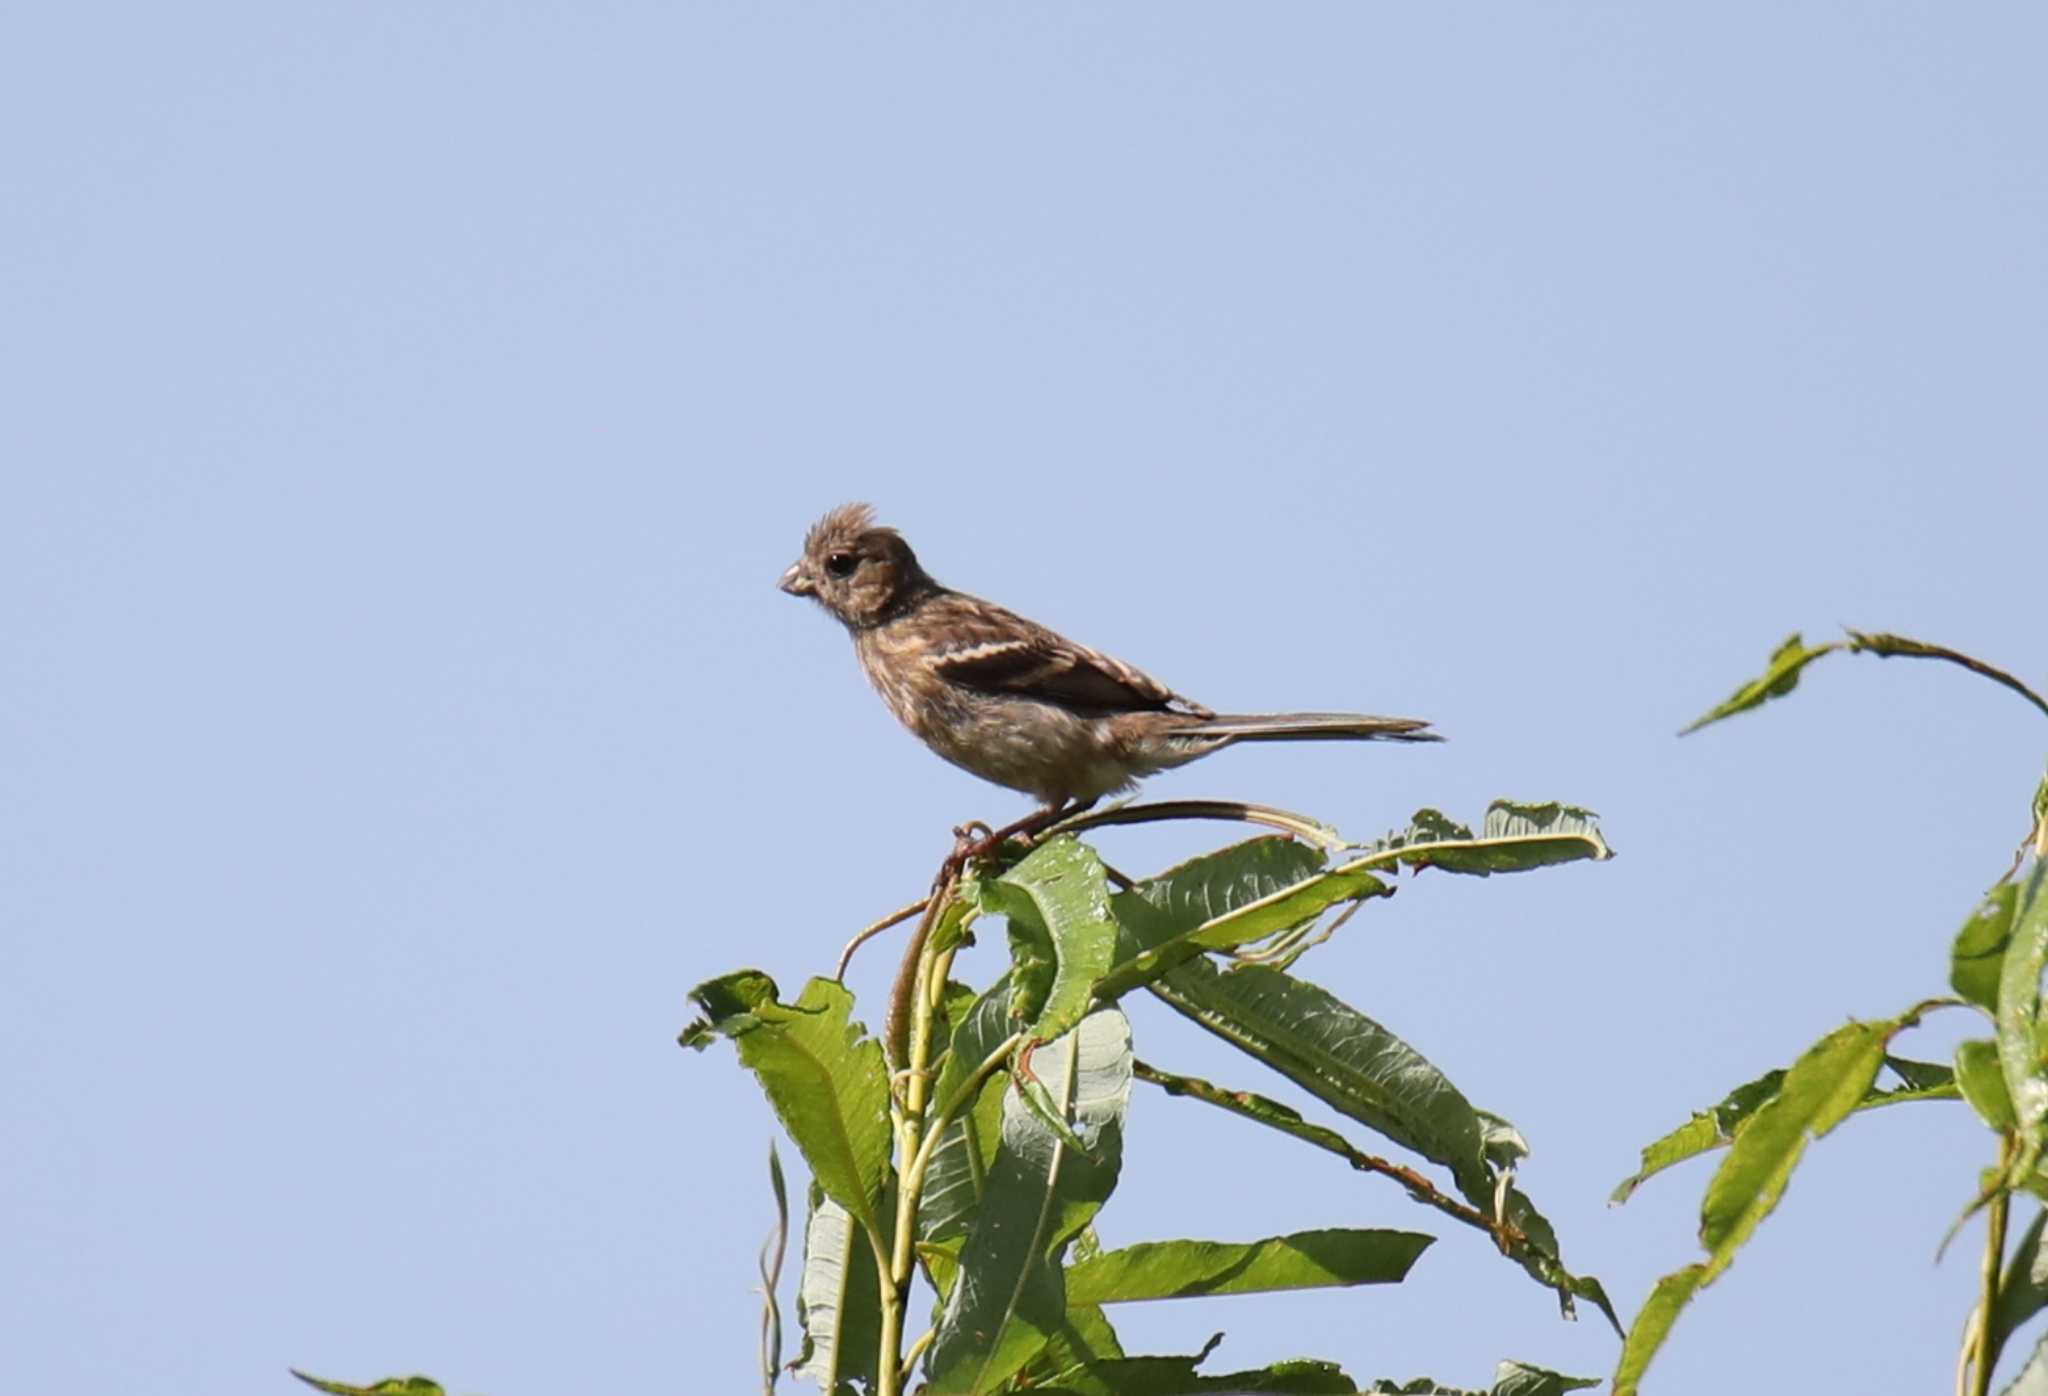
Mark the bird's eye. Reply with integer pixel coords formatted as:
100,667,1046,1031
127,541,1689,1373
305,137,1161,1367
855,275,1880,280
824,551,858,578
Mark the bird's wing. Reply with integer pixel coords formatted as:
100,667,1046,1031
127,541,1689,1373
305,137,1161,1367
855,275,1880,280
920,592,1210,718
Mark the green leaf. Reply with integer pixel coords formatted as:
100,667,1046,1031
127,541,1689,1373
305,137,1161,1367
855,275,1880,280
1613,1006,1936,1395
1611,1055,1955,1203
1492,1187,1619,1331
1024,1328,1203,1396
1680,632,1844,735
1487,1362,1602,1396
921,975,1018,1254
1038,1344,1360,1396
1184,1359,1356,1394
1959,1038,2019,1133
681,972,892,1238
1148,959,1609,1325
1151,959,1492,1199
1117,848,1491,1189
1360,1364,1598,1396
929,974,1018,1122
1017,1304,1131,1389
289,1377,445,1396
1132,1061,1609,1331
1012,1054,1112,1163
1988,1206,2048,1381
1610,1069,1785,1204
1610,1264,1707,1396
1885,1053,1960,1093
1684,628,2048,738
1958,884,2023,1014
1698,1016,1910,1270
2003,1330,2048,1396
1101,831,1614,1325
1125,836,1330,927
1360,801,1613,876
1064,1228,1432,1305
2031,767,2048,860
1104,834,1334,982
790,1187,882,1395
1096,862,1390,1001
1031,1356,1219,1395
933,977,982,1045
2001,865,2048,1185
972,837,1119,1043
926,1009,1134,1395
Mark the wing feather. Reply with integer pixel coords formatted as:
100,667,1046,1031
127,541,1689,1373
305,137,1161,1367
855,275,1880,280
920,593,1209,718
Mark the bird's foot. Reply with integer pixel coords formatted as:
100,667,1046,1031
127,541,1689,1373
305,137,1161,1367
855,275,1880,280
937,800,1099,890
963,804,1070,865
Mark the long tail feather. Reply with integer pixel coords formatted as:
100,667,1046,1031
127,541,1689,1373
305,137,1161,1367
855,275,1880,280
1187,712,1441,743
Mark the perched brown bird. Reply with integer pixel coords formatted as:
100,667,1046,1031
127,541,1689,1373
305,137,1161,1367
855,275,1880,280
779,504,1439,816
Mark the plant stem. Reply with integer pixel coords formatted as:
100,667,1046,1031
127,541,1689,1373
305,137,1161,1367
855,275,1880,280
836,895,929,983
757,1143,788,1396
1844,631,2048,723
907,1033,1024,1187
876,877,957,1396
885,878,956,1070
1970,1147,2012,1396
1054,798,1349,851
1131,1059,1510,1243
873,1238,902,1396
900,1327,937,1382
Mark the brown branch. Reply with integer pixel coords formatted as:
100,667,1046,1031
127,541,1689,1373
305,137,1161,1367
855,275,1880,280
835,896,929,983
1052,799,1349,851
1131,1058,1516,1248
885,872,957,1072
1846,630,2048,723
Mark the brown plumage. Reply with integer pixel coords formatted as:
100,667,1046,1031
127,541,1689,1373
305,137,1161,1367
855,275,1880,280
779,503,1438,808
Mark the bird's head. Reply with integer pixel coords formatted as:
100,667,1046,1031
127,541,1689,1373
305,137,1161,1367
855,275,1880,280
779,503,931,629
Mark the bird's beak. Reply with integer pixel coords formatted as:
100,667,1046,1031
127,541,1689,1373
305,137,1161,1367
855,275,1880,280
778,562,815,596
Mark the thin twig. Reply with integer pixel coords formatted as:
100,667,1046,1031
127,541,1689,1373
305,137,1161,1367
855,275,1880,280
899,1329,937,1388
1969,1137,2014,1396
1053,798,1350,851
886,876,957,1072
1232,897,1365,970
757,1142,789,1396
835,896,929,982
1846,631,2048,723
1131,1059,1512,1245
908,1032,1027,1186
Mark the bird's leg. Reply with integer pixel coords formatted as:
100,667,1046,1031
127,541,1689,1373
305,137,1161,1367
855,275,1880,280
963,805,1061,862
931,799,1099,897
931,825,981,895
955,798,1097,870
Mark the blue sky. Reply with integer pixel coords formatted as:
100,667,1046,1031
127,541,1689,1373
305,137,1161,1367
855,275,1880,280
5,6,2045,1393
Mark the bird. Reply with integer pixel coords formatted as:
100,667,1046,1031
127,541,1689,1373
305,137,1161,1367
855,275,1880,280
778,504,1439,823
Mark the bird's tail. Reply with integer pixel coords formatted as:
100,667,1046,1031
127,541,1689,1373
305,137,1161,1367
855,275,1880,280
1185,712,1441,743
